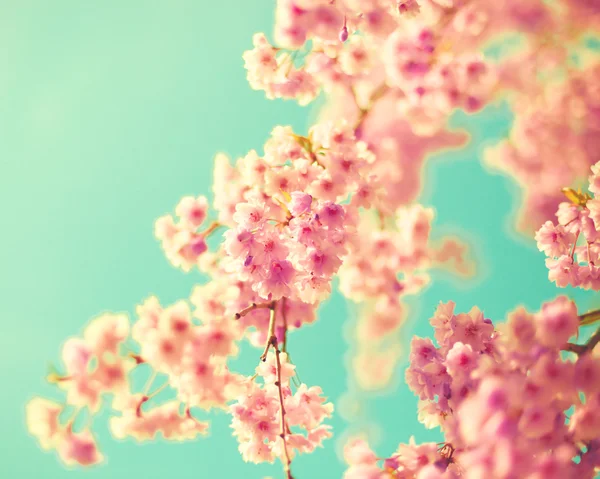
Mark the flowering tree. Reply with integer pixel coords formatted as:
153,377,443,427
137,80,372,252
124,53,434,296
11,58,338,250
26,1,600,478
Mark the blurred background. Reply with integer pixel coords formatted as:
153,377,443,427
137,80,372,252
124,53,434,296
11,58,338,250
0,1,596,478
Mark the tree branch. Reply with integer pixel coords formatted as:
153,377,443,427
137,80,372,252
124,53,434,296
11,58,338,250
235,302,273,320
258,302,294,478
564,312,600,355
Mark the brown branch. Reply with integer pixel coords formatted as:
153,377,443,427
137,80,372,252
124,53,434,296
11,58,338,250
580,309,600,327
564,317,600,355
235,301,273,320
281,297,288,353
128,353,145,365
260,302,278,362
275,343,294,479
258,302,294,478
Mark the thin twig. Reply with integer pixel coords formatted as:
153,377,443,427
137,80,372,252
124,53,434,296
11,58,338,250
235,301,273,320
147,380,169,399
580,309,600,327
258,302,294,478
200,221,221,238
142,371,157,395
260,302,278,362
275,343,294,479
281,297,288,353
570,230,581,260
565,320,600,355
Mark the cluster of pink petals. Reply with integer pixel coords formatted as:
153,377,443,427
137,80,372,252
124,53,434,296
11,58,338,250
133,296,243,409
26,398,104,466
190,262,317,348
243,33,319,105
56,314,131,411
383,25,495,135
26,296,245,464
110,397,209,441
535,160,600,290
344,436,459,479
27,0,600,474
154,195,211,271
344,296,600,478
244,0,599,231
26,313,131,465
488,65,600,230
224,191,352,303
211,122,385,306
339,205,473,390
230,351,333,464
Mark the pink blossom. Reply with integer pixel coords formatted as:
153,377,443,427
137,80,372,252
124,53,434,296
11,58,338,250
535,221,573,257
175,195,208,228
535,296,578,348
288,192,313,217
57,430,103,466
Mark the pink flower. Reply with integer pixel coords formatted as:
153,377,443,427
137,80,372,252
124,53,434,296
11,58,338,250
343,438,378,465
257,260,295,300
589,161,600,195
546,255,579,288
587,198,600,230
409,337,441,368
26,398,63,450
316,202,345,229
535,296,578,348
233,201,267,230
556,202,582,231
57,430,103,466
175,195,208,228
518,405,556,439
62,339,92,376
445,342,476,377
224,228,256,258
535,221,573,257
288,192,313,217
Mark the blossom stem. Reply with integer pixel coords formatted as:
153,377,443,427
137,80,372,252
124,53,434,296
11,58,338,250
564,315,600,355
275,342,294,479
235,301,273,319
569,230,580,260
281,297,288,353
257,302,294,478
580,309,600,327
200,221,221,238
128,352,145,365
260,302,278,362
147,380,169,399
142,370,157,395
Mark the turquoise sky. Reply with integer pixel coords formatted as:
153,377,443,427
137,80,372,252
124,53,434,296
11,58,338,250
1,1,596,478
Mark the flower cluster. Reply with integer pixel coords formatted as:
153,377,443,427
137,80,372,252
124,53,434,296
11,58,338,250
26,398,104,467
154,195,213,271
26,297,244,463
131,296,243,409
224,191,353,303
536,160,600,290
344,297,600,478
230,351,333,464
26,314,131,464
26,0,600,476
243,0,599,230
339,205,474,390
487,65,600,230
